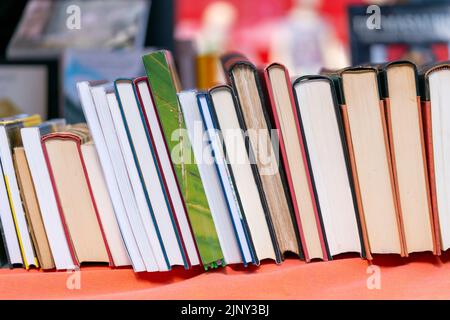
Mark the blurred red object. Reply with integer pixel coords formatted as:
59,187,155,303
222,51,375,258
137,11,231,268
176,0,363,44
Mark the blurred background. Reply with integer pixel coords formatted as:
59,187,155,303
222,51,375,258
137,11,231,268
0,0,449,122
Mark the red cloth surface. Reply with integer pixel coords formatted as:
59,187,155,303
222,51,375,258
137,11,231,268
0,253,449,299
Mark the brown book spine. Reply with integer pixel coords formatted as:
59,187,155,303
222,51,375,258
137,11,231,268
382,98,408,257
422,100,442,255
340,105,373,260
262,64,327,261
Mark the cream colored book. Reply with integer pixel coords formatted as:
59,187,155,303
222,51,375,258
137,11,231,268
81,142,131,267
13,147,55,269
292,75,363,257
381,62,434,254
338,67,404,257
42,127,110,264
420,62,450,254
209,85,277,263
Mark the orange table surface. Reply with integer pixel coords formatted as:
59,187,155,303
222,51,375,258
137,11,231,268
1,252,450,299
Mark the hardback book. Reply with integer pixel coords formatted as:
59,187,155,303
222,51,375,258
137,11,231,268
326,66,405,258
420,61,450,253
41,126,111,265
378,61,435,254
114,78,187,268
262,63,330,261
0,148,21,267
21,120,77,270
220,53,302,260
133,77,200,267
77,81,145,272
291,74,365,258
0,114,42,268
197,91,255,265
106,88,170,271
80,142,131,267
13,146,55,270
89,83,163,272
178,90,243,265
209,85,278,264
143,50,224,269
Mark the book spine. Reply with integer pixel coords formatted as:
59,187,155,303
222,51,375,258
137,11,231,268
143,50,224,269
224,68,283,263
198,92,249,266
382,98,408,257
422,99,442,255
207,85,259,265
327,77,367,259
78,142,115,267
114,79,172,270
340,105,373,260
134,77,199,268
264,65,330,261
132,78,190,269
40,137,78,267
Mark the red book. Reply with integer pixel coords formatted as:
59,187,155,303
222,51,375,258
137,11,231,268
261,63,329,261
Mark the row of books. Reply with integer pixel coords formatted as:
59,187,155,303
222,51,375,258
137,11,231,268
1,50,449,272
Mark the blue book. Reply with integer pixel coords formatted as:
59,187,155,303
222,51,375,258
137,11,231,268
197,91,256,266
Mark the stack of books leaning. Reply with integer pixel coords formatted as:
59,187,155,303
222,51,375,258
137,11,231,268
0,50,448,272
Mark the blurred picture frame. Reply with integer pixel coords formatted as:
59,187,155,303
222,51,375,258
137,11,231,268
0,58,59,119
349,3,450,65
7,0,151,59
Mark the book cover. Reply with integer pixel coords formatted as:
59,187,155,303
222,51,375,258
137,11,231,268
327,66,406,258
220,53,302,261
261,63,326,261
80,142,131,267
179,90,243,265
209,84,279,263
133,76,200,267
78,81,146,272
41,127,112,265
419,62,450,254
13,147,55,269
0,114,42,268
114,78,184,269
292,74,367,259
21,120,77,270
201,90,257,265
377,61,435,254
142,50,224,269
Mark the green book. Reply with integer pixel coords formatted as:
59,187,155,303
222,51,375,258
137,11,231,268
142,50,224,269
